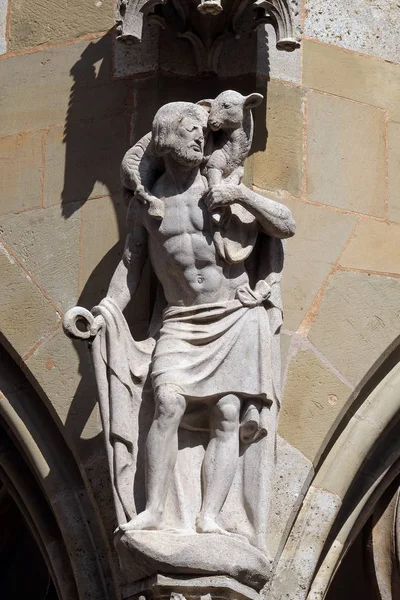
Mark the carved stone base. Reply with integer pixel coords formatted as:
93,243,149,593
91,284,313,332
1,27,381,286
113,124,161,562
115,530,270,590
124,574,261,600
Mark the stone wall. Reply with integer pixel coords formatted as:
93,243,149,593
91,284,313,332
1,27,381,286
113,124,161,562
0,0,399,597
247,3,400,467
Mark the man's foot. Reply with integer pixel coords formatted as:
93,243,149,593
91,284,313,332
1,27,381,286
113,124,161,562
118,509,161,533
196,514,227,534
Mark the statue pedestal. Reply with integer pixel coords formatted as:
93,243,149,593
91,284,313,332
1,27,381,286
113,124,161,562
124,574,261,600
115,530,270,590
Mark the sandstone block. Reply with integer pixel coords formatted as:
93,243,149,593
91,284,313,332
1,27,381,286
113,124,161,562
278,349,351,462
339,220,400,275
0,243,59,357
0,131,42,215
304,0,400,64
10,0,114,50
1,204,81,310
303,40,400,122
252,82,304,197
389,122,400,222
80,195,126,305
308,271,400,387
278,196,357,331
25,327,98,436
44,114,129,208
268,436,313,558
307,91,386,216
0,36,129,137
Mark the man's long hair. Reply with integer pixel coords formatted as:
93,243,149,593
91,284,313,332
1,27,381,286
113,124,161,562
152,102,208,156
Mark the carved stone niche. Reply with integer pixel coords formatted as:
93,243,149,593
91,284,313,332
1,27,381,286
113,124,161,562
114,0,301,77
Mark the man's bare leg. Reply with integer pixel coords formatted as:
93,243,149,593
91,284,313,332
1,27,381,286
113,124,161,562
119,385,186,532
196,394,240,533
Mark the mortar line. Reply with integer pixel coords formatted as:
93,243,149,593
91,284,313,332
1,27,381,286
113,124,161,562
1,204,42,217
0,108,127,142
0,238,62,316
22,321,62,362
283,331,355,389
304,86,388,113
336,265,400,279
296,218,361,337
253,184,391,222
0,30,107,61
303,35,400,68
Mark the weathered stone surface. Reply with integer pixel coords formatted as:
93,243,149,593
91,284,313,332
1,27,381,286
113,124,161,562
278,349,351,462
125,573,261,600
64,95,295,583
269,485,342,600
308,271,400,387
264,25,301,84
389,122,400,222
307,91,386,216
113,23,159,79
0,204,81,310
0,0,7,54
80,195,125,300
339,220,400,275
10,0,114,50
253,82,304,197
268,436,313,558
303,39,400,122
113,0,300,79
277,196,357,331
116,530,270,590
304,0,400,64
25,327,98,436
44,114,129,208
0,36,129,137
0,242,59,357
0,131,42,215
280,331,291,379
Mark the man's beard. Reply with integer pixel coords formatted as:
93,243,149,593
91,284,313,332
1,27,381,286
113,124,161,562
171,145,204,168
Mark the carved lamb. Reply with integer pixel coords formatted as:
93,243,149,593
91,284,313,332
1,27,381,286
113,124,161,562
120,90,263,221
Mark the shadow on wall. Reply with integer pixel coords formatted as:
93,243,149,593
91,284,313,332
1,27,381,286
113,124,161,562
59,34,134,555
61,32,129,225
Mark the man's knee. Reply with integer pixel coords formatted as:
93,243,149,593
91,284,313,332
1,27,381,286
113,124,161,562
214,395,240,432
155,384,186,422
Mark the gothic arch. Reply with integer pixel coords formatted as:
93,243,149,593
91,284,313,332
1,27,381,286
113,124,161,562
269,337,400,600
0,344,114,599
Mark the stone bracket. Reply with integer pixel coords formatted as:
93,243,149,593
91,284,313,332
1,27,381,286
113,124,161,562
124,574,260,600
115,0,301,74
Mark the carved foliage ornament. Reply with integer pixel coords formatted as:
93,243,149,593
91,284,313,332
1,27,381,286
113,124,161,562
116,0,301,72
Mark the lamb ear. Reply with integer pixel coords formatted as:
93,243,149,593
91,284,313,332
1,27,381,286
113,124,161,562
244,93,263,109
196,99,213,114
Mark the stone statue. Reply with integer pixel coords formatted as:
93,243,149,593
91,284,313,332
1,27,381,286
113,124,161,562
64,91,295,594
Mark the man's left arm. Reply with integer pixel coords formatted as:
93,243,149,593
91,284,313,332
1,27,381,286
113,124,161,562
205,184,296,239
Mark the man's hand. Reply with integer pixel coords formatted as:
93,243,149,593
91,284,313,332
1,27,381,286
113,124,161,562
203,184,240,212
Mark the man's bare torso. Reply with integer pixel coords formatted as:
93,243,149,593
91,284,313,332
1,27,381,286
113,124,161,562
142,174,250,307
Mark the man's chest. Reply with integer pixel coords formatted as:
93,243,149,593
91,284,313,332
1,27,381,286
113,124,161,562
145,193,211,240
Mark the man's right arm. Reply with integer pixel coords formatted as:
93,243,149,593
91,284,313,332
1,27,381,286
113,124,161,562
107,204,148,312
